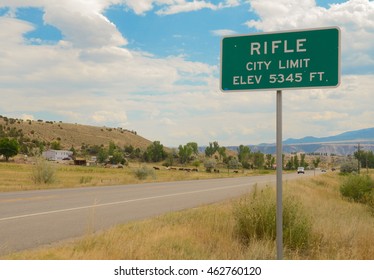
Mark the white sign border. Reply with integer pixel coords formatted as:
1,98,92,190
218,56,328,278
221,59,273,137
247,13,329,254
220,26,341,92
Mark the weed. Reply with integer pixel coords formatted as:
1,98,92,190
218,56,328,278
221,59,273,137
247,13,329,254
340,174,373,203
80,176,93,184
133,166,155,180
31,158,56,184
233,187,312,250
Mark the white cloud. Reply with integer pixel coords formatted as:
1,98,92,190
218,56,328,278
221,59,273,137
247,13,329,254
221,0,241,7
92,110,128,126
156,0,217,15
119,0,242,15
0,17,33,45
0,0,373,148
42,1,127,48
211,29,237,36
311,111,349,121
0,3,218,143
20,114,35,121
247,0,328,30
121,0,156,15
246,0,374,74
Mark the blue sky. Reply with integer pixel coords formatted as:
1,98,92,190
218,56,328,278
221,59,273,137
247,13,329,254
104,3,257,64
0,0,373,147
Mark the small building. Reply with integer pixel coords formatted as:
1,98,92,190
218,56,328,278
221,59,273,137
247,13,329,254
74,157,87,166
42,150,73,161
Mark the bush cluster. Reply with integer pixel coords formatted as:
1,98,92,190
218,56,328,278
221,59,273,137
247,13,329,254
233,187,312,250
340,162,358,174
340,174,374,205
133,166,155,180
31,158,56,184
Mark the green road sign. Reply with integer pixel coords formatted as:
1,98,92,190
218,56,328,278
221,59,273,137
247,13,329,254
220,27,340,91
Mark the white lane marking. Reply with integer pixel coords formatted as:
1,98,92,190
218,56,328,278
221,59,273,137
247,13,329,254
0,183,254,222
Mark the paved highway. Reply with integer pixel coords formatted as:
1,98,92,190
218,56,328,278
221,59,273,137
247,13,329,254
0,172,310,256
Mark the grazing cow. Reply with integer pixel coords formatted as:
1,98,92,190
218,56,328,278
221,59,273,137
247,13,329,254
233,170,239,173
192,168,199,172
153,166,160,170
214,169,220,173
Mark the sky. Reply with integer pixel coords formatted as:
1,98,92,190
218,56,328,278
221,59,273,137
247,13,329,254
0,0,373,147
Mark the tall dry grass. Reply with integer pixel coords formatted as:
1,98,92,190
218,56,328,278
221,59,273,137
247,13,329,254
31,158,56,184
287,172,374,259
233,187,312,252
4,171,374,260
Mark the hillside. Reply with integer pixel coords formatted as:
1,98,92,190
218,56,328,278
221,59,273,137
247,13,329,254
0,116,152,151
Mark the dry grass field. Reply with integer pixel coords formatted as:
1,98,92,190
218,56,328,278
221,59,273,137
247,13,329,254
3,171,374,260
0,161,267,192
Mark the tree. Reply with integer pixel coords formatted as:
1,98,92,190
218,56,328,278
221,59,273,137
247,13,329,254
144,141,167,162
178,144,193,164
186,142,198,155
87,145,101,155
252,151,265,169
0,138,19,161
97,147,108,163
124,145,141,159
356,150,374,169
228,157,241,172
110,149,125,165
204,158,217,172
164,152,176,167
69,146,77,156
205,141,219,157
300,153,307,168
285,155,302,170
312,157,321,169
50,140,61,150
217,146,227,161
124,145,134,155
237,145,251,169
265,154,275,169
108,141,117,156
178,142,198,164
285,159,293,170
293,155,300,169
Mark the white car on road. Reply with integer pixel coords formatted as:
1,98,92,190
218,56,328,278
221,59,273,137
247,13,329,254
297,167,305,174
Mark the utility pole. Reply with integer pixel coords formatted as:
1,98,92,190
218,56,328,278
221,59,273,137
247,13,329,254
357,143,361,174
366,154,369,175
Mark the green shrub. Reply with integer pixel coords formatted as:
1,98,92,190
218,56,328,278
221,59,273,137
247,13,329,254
340,174,374,203
340,162,358,174
133,166,155,180
233,187,312,250
80,176,93,184
31,158,56,184
204,159,216,173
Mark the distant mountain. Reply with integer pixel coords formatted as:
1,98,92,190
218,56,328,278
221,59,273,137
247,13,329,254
227,127,374,156
283,127,374,145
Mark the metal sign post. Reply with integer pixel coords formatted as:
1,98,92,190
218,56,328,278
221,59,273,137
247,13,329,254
220,27,340,260
276,89,283,260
